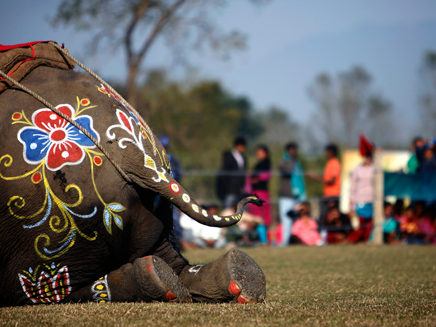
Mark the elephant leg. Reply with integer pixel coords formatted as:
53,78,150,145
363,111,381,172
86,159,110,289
178,249,266,303
64,256,191,303
150,233,190,275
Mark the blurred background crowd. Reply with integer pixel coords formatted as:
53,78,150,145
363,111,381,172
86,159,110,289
165,133,436,251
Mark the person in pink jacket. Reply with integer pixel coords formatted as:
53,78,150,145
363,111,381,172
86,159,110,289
247,145,272,244
291,202,323,246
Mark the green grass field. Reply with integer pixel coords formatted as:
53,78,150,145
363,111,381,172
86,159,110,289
1,246,435,326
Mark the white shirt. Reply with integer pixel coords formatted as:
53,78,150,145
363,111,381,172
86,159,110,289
350,163,375,210
180,213,222,241
232,149,245,169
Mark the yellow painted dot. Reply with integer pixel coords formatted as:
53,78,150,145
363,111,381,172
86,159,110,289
96,284,104,291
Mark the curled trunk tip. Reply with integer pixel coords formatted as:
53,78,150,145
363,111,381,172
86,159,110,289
235,194,264,213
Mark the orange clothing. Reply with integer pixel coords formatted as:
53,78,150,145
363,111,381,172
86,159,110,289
323,158,341,197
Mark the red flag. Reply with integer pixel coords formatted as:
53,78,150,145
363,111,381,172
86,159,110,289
359,133,374,157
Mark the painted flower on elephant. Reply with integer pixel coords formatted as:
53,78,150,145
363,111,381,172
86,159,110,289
18,263,71,304
17,104,99,171
106,109,169,183
97,83,157,155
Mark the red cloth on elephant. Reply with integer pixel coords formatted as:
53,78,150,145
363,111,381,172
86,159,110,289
0,41,52,52
0,41,74,93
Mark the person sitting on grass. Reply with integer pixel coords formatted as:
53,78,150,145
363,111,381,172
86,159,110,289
290,202,323,246
324,206,353,244
179,204,227,250
399,205,426,245
381,202,400,244
415,203,435,244
222,202,264,248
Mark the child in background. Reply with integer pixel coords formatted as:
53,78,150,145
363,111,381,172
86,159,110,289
290,202,323,246
180,204,226,250
222,203,264,248
416,206,435,244
399,206,425,244
324,206,352,244
382,202,400,244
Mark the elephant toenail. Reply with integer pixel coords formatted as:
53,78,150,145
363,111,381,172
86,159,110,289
237,295,247,304
166,292,177,301
229,281,240,294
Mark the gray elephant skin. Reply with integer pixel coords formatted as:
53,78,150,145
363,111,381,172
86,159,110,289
0,42,266,306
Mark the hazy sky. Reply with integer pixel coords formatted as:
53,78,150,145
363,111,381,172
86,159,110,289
2,0,436,142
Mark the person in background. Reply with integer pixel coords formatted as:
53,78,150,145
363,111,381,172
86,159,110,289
407,137,424,173
216,137,247,208
247,144,272,244
322,144,342,200
290,202,323,246
307,143,341,225
324,206,352,244
398,205,418,240
347,151,375,243
222,203,264,248
277,142,307,247
393,199,405,220
420,144,436,172
158,135,182,182
381,202,400,244
179,204,226,250
415,202,435,244
418,144,436,216
399,205,427,245
158,135,183,248
179,211,199,251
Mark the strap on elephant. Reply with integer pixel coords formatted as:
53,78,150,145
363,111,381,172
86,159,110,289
0,44,135,184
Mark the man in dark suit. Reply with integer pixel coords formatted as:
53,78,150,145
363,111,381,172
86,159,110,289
217,137,247,208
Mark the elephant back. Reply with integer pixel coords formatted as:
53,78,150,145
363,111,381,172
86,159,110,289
0,41,75,94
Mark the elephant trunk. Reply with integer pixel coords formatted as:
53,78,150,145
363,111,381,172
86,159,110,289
147,173,264,227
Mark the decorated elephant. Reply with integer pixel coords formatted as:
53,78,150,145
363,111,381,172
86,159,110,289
0,41,266,307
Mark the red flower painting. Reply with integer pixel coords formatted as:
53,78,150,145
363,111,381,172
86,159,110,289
18,104,99,170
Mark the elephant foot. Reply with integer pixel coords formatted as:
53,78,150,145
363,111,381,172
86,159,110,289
64,256,191,303
135,256,192,303
179,249,266,303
